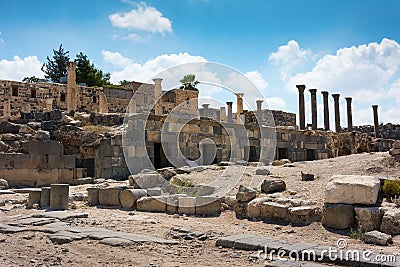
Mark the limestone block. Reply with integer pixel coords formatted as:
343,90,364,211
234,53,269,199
128,173,166,189
64,155,75,169
261,179,286,194
27,189,42,209
354,206,383,231
40,187,51,208
119,189,147,208
37,169,59,186
178,196,196,215
50,184,69,210
58,169,74,184
380,208,400,235
363,231,393,246
260,202,290,222
223,196,237,209
322,203,354,230
87,187,99,206
325,175,380,205
195,196,221,216
136,196,167,213
255,166,270,175
246,197,271,219
289,206,316,225
236,185,256,203
98,187,121,206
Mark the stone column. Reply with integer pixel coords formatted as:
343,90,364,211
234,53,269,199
50,184,69,210
46,99,53,111
309,89,317,130
296,85,306,130
256,100,263,124
236,93,244,115
98,92,108,113
321,91,330,131
27,189,41,209
3,99,11,117
345,97,353,132
226,102,233,123
332,94,341,132
153,78,163,116
219,107,226,122
66,62,78,112
372,105,379,138
202,104,210,118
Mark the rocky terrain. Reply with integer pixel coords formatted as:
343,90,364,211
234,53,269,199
0,151,399,266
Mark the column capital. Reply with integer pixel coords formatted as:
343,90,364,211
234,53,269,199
332,93,340,100
235,93,244,98
226,101,233,106
309,89,317,95
202,104,210,109
296,84,306,93
152,78,163,85
345,97,352,102
321,91,329,96
256,99,264,104
372,104,378,110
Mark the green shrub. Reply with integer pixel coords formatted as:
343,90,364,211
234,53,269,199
382,180,400,197
350,226,365,240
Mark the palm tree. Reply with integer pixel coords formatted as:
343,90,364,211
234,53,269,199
179,74,199,90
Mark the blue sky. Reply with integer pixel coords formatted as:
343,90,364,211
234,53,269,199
1,0,400,126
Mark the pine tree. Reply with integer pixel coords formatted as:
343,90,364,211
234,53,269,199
75,52,110,87
43,44,70,83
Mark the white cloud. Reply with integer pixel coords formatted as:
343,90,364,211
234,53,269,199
103,51,207,84
265,97,286,110
269,40,312,80
109,2,172,33
269,40,311,66
0,55,43,81
287,38,400,93
245,71,269,90
285,38,400,124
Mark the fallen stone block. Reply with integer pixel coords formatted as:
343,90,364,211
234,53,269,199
128,173,166,189
363,230,393,246
223,196,237,210
98,187,122,206
380,208,400,235
233,202,248,219
301,172,315,181
27,189,41,209
86,187,99,206
178,196,196,215
136,196,167,213
289,206,317,225
260,202,290,222
261,179,286,194
236,185,256,203
325,175,380,205
146,188,161,196
246,197,271,219
195,196,221,216
119,189,147,208
255,166,270,175
354,206,383,232
0,179,9,189
272,159,291,166
322,203,354,230
166,194,186,214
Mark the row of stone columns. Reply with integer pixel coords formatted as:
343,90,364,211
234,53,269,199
297,85,353,132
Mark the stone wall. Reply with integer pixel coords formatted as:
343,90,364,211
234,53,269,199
354,123,400,140
244,109,296,127
0,140,84,186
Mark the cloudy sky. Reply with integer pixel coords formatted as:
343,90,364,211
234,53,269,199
1,0,399,126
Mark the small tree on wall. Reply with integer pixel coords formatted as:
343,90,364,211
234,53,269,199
179,74,199,91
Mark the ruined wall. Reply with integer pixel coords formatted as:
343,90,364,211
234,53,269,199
161,89,199,116
244,109,296,127
0,80,103,115
0,140,85,186
354,123,400,140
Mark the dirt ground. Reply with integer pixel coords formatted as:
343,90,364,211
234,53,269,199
0,152,399,267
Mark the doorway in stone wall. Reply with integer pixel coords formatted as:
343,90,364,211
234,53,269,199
154,143,172,169
306,149,316,161
278,148,288,160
